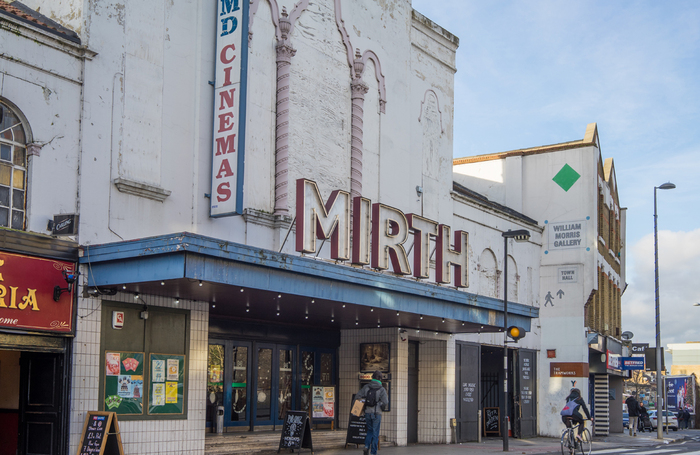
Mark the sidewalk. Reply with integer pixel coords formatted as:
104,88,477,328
314,429,698,455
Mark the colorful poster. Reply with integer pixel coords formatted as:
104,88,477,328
166,382,178,404
311,385,334,418
667,376,695,413
131,376,143,399
103,351,144,415
167,359,179,381
152,359,165,382
152,383,165,406
106,353,120,376
117,375,132,397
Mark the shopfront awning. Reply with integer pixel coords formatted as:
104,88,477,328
79,232,538,334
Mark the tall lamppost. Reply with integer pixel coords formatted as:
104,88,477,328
654,182,675,440
502,229,530,451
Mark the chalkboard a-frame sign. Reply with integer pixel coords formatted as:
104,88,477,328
76,411,124,455
278,410,313,454
483,407,500,436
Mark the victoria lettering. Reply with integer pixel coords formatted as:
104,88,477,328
295,179,469,287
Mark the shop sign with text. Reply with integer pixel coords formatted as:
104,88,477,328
550,362,589,377
548,220,586,250
606,350,621,370
0,252,75,333
296,179,469,287
211,0,249,217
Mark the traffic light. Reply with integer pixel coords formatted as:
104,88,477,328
506,326,526,342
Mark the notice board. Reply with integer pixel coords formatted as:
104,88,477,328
148,353,185,415
76,411,124,455
104,352,144,415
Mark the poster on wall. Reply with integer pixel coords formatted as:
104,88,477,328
666,376,695,413
104,351,144,415
360,343,390,372
311,386,335,419
148,353,186,415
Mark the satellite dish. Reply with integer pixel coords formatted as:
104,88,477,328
621,331,634,341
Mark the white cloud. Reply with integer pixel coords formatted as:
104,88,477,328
622,228,700,347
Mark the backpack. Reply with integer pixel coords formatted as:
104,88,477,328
365,387,379,407
560,399,579,417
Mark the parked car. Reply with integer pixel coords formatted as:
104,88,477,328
648,410,678,430
623,412,629,428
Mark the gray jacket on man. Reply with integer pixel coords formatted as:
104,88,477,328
357,379,389,415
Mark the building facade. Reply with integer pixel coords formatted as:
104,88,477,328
1,1,546,454
454,123,627,436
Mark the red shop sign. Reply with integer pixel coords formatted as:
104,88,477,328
0,251,75,333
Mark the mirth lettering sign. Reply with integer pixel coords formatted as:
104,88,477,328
548,220,586,250
295,179,469,287
211,0,249,217
0,252,75,333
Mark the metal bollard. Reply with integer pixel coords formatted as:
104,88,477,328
478,410,482,443
216,405,224,434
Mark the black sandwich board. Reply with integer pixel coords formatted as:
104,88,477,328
76,411,124,455
278,410,313,454
345,394,367,448
484,407,500,436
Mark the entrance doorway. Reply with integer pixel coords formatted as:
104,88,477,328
0,350,67,455
207,340,336,431
407,341,419,443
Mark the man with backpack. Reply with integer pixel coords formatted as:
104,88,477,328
356,371,389,455
625,392,641,436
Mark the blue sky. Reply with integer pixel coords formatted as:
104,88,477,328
412,0,700,350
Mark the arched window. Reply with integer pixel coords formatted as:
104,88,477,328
478,248,498,298
0,101,27,230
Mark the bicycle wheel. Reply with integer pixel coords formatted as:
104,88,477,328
578,428,592,455
561,430,571,455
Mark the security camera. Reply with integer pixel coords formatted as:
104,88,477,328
63,270,77,284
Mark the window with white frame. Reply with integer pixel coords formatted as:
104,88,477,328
0,101,27,230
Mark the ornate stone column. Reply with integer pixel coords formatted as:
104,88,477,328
274,8,296,215
350,49,369,201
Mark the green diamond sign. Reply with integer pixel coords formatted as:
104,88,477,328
553,164,581,192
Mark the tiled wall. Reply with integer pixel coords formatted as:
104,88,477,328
69,292,209,454
339,328,454,446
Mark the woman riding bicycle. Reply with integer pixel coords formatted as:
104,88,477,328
562,388,592,440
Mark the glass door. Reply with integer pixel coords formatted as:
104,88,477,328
207,340,251,429
299,347,336,422
252,343,296,427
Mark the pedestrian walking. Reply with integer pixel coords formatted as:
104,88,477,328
625,392,641,436
356,370,389,455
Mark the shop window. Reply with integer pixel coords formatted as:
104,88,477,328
100,301,190,420
0,101,28,230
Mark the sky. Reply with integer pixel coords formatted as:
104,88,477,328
412,1,700,352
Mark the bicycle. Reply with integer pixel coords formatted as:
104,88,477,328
561,418,592,455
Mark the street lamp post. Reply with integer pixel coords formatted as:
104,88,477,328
501,229,530,451
654,182,675,440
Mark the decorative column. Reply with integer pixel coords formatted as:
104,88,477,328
274,8,296,215
350,49,369,201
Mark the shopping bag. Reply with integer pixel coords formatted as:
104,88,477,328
351,399,365,417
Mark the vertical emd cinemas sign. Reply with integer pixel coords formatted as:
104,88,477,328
211,0,249,216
